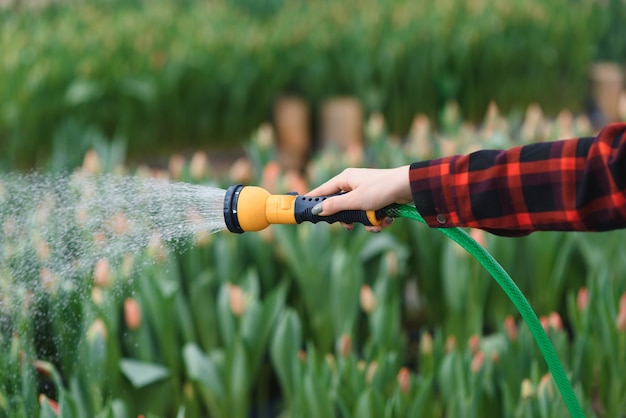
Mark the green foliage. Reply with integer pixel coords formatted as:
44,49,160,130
1,107,626,416
0,0,613,167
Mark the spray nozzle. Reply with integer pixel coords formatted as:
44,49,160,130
223,184,387,233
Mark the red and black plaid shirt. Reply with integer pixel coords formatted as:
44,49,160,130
409,122,626,236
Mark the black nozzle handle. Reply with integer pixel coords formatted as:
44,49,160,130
294,194,386,226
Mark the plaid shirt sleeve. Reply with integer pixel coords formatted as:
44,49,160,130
409,122,626,236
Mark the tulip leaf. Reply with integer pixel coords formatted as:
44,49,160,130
182,344,225,400
119,359,169,389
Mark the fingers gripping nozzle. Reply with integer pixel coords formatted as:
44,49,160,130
223,184,386,233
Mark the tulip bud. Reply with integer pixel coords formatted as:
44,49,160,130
91,287,104,306
470,351,484,374
577,287,589,311
124,298,142,330
521,378,534,400
384,251,399,278
189,151,208,180
397,367,411,394
40,268,55,291
227,284,247,317
538,373,554,400
35,360,54,378
359,285,377,313
93,259,110,287
365,361,378,384
504,315,518,341
469,228,486,248
445,336,457,353
36,240,50,261
111,211,129,235
616,304,626,333
229,157,253,184
82,149,101,174
548,312,563,331
420,332,433,356
261,161,281,193
256,123,275,150
468,334,480,354
325,354,336,372
337,334,352,357
168,154,185,180
39,394,59,416
87,318,107,342
285,170,308,196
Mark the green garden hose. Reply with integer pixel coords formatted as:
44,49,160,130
387,204,584,418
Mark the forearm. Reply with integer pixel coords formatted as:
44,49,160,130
409,123,626,236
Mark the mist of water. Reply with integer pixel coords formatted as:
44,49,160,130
0,171,227,311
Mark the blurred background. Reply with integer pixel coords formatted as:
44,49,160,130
1,0,626,417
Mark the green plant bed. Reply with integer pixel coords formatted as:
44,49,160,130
0,0,609,168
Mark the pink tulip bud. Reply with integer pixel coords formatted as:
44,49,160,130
189,151,208,180
111,211,129,235
445,336,457,353
504,315,518,341
620,293,626,312
577,287,589,311
298,350,306,362
124,298,142,330
468,334,480,354
285,170,308,196
538,373,554,399
470,351,484,374
168,154,185,180
338,334,352,357
93,259,110,287
397,367,411,393
40,268,55,291
35,360,54,378
548,312,563,331
82,149,101,174
616,305,626,332
39,394,59,416
227,284,247,317
469,228,486,248
261,161,281,193
360,285,377,313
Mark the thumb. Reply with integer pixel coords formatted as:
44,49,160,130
312,193,354,216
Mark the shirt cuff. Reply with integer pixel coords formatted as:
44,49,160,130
409,158,458,228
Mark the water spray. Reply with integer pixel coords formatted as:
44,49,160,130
222,184,584,418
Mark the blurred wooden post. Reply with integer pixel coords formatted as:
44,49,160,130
320,97,363,150
590,62,624,124
273,96,310,172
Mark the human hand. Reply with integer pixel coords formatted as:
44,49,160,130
306,166,412,232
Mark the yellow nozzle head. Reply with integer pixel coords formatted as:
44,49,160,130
224,185,272,233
